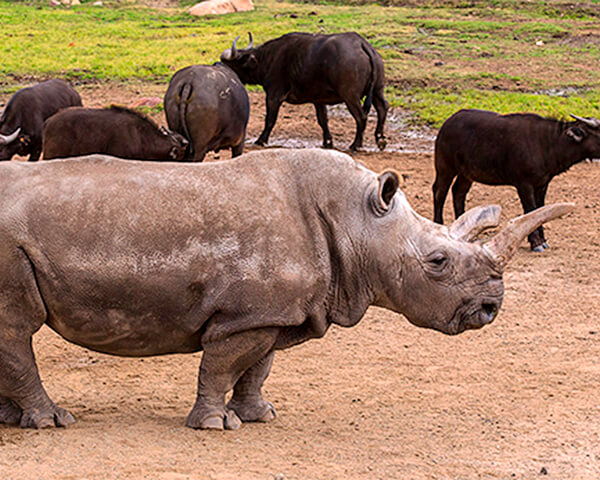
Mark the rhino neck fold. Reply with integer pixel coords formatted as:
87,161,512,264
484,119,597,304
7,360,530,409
315,205,375,328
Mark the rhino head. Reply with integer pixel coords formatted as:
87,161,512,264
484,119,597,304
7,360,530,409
366,170,573,335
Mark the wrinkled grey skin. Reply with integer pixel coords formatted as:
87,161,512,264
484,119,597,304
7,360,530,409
0,149,568,431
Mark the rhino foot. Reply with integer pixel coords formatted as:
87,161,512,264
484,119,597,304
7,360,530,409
20,405,75,429
227,398,276,423
186,408,241,430
0,397,22,424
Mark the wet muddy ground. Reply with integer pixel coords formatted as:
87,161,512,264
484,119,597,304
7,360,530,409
0,86,599,479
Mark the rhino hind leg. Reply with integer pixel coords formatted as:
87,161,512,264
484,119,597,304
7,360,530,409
186,327,278,430
227,351,276,423
0,246,75,429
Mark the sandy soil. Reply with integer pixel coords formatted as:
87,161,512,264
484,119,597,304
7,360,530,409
0,86,599,479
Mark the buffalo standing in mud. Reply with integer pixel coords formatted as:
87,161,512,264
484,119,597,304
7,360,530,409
433,109,600,251
42,105,188,161
164,63,250,162
0,79,82,162
0,148,571,430
220,32,388,151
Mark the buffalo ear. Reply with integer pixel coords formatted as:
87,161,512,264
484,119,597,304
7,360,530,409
566,126,585,142
372,170,399,215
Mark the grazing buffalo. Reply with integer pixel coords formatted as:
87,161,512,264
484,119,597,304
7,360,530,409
0,149,571,430
164,63,250,162
433,109,599,251
0,79,82,161
42,105,188,161
220,32,388,151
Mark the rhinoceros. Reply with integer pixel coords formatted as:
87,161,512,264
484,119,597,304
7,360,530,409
0,148,572,431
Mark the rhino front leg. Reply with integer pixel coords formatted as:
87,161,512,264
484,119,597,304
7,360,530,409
227,351,276,423
186,327,278,431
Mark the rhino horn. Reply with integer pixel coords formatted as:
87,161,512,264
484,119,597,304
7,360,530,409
484,203,575,269
0,127,20,146
570,114,600,128
449,204,501,242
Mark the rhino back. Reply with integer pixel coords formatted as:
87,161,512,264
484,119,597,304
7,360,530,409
0,150,364,355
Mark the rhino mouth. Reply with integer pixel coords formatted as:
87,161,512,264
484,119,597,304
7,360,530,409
446,297,502,335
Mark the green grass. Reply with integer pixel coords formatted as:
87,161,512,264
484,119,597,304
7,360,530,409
1,0,600,126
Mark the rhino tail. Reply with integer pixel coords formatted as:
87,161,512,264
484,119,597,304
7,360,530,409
361,42,376,115
178,83,194,157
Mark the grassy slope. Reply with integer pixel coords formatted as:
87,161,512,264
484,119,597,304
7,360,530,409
1,0,599,126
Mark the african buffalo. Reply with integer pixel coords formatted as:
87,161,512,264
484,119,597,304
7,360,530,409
433,109,599,251
42,105,188,161
220,32,388,151
0,79,82,161
0,148,571,430
164,63,250,162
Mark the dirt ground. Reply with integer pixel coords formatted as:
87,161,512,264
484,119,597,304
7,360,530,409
0,85,599,479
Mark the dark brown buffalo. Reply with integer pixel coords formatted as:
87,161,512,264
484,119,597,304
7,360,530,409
42,105,189,161
164,63,250,162
0,79,82,161
220,32,388,151
433,109,600,251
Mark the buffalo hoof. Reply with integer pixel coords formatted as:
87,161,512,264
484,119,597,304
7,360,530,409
186,409,241,430
228,399,277,423
376,137,387,151
20,405,75,429
322,141,333,149
254,138,267,147
0,397,22,424
532,245,545,253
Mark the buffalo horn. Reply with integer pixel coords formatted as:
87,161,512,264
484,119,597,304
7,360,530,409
483,203,575,269
0,127,20,146
570,114,600,128
449,205,501,242
247,31,254,49
231,34,241,58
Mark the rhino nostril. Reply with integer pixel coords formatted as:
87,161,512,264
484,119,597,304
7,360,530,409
481,302,498,322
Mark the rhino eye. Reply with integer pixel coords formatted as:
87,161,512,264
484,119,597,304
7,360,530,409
426,251,449,271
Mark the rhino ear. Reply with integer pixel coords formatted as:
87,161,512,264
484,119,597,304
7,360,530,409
372,170,399,215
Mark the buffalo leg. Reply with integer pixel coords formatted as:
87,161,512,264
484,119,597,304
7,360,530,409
186,328,278,430
28,147,42,162
373,87,389,150
314,104,333,149
534,184,549,248
231,139,245,158
433,170,454,224
345,98,367,151
451,175,473,219
517,185,544,251
256,94,283,146
227,351,276,422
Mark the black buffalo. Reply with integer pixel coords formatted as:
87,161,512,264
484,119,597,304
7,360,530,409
0,79,82,161
42,106,188,161
433,109,600,251
220,32,388,151
164,63,249,162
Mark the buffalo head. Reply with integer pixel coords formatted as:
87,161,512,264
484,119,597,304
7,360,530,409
160,126,189,161
367,170,573,335
219,33,260,84
567,114,600,159
0,127,30,161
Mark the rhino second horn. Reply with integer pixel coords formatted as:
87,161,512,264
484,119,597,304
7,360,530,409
449,204,501,242
0,127,20,146
570,114,600,128
483,202,575,269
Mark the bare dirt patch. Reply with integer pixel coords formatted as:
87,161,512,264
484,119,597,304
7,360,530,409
0,85,599,479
